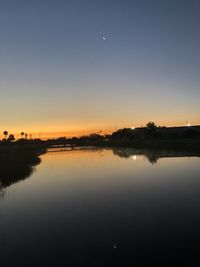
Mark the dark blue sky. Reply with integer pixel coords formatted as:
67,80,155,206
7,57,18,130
0,0,199,135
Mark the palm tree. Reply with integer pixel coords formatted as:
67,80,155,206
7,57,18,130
3,131,8,139
21,132,25,139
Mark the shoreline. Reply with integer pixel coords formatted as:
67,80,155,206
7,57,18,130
0,145,47,189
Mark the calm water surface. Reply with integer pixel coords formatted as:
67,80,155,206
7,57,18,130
0,148,200,266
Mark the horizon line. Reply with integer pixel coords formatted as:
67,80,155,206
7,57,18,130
2,123,200,140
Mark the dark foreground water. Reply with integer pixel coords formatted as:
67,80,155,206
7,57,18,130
0,148,200,267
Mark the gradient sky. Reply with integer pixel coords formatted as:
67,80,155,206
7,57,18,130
0,0,200,137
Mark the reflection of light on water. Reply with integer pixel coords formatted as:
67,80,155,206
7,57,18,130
132,155,137,160
113,242,118,249
0,188,6,200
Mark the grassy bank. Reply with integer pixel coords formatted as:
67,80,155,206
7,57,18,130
0,145,46,164
108,138,200,152
0,145,47,189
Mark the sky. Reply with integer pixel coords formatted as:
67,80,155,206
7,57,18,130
0,0,200,138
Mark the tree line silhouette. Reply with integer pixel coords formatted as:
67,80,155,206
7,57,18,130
2,131,28,141
1,122,200,151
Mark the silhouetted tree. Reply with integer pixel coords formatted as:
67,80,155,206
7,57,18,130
3,131,8,139
21,132,25,139
146,121,157,130
8,134,15,142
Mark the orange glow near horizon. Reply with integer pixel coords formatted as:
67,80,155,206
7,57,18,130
2,119,199,140
11,128,113,140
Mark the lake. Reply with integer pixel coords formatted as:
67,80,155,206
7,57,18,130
0,148,200,266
